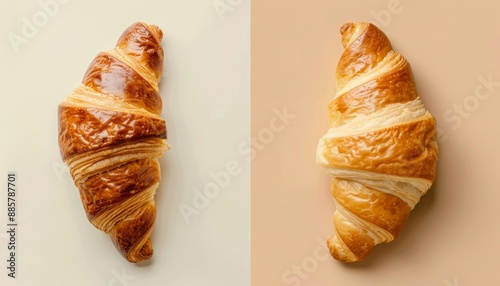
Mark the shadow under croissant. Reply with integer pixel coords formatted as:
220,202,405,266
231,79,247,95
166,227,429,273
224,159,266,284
134,257,154,267
337,171,440,269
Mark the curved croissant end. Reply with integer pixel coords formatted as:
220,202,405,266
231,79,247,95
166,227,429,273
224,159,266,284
58,22,169,263
316,22,438,262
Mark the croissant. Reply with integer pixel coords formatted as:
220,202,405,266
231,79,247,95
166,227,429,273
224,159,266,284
316,22,438,262
57,22,169,263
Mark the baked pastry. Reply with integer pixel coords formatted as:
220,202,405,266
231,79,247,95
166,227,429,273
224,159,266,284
316,22,438,262
58,22,169,263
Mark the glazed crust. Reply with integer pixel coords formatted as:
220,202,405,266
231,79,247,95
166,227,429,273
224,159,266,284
322,116,437,181
82,52,163,115
58,106,166,160
336,23,392,91
316,22,438,262
58,22,169,263
78,158,160,220
115,23,164,82
328,62,418,125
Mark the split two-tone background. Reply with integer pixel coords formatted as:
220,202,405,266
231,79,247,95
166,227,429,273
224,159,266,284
1,0,499,285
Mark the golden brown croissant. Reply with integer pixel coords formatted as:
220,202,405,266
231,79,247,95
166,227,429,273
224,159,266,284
316,22,438,262
57,22,169,263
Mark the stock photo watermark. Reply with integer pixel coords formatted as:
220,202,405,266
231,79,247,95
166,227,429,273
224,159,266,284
437,74,499,143
7,0,71,54
179,107,296,224
213,0,245,20
371,0,457,28
443,277,465,286
52,161,72,186
282,237,330,286
178,160,243,223
108,267,135,286
370,0,407,27
237,107,297,163
492,37,500,62
4,173,18,279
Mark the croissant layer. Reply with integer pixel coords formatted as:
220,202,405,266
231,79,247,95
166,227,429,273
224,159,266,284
82,52,163,114
58,22,168,263
58,106,166,160
319,115,437,181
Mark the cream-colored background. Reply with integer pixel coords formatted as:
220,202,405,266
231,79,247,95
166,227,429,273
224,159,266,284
252,1,500,285
0,0,249,285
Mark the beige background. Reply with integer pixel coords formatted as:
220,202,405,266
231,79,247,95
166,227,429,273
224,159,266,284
252,1,500,285
0,0,249,285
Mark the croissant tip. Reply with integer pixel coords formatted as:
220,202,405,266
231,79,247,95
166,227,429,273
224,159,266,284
137,22,163,41
150,24,164,40
340,23,352,35
327,235,361,263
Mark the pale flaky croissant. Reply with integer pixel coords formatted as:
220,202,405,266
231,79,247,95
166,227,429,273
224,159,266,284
316,22,438,262
58,22,169,263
